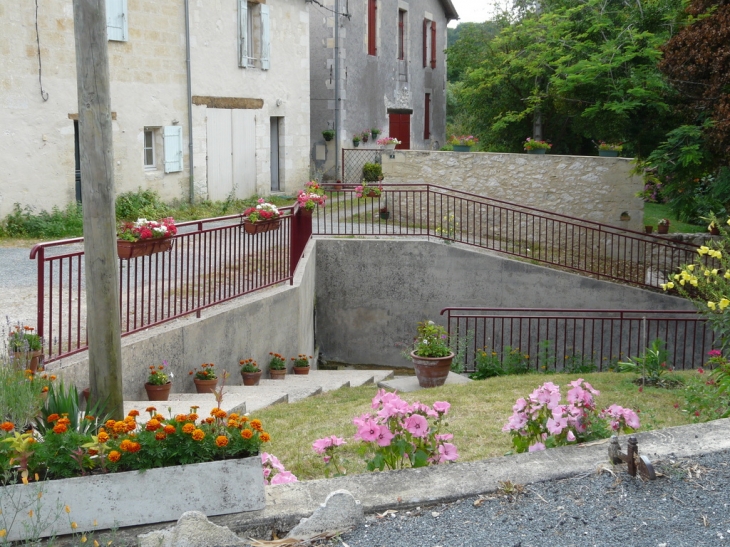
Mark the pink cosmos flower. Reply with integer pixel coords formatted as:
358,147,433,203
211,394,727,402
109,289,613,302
433,401,451,415
355,418,380,442
546,416,567,435
438,443,458,461
376,425,395,447
403,414,429,437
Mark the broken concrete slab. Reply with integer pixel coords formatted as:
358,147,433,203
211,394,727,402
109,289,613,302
138,511,248,547
286,490,364,540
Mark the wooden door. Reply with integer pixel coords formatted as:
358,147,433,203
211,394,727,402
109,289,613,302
389,113,410,150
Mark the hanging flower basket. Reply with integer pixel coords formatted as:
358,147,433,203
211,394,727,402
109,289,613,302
117,238,173,260
242,218,281,235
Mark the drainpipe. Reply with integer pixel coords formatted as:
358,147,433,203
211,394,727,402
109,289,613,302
184,0,195,203
334,0,341,180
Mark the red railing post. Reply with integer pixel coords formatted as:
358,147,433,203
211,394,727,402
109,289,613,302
290,207,312,280
35,246,45,356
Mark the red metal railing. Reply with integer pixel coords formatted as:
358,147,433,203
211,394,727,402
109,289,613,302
313,182,708,288
29,208,308,362
441,307,715,372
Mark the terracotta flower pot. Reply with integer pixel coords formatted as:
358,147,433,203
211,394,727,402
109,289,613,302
644,226,653,234
12,350,43,373
193,377,218,394
242,218,281,235
710,226,720,236
241,371,262,386
145,382,171,401
117,238,173,260
269,369,286,380
410,351,454,388
658,225,669,234
293,366,310,375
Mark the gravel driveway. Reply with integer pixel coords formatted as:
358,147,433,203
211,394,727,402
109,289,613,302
322,449,730,547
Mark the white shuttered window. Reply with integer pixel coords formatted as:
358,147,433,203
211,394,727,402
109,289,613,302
106,0,128,42
260,5,270,70
238,1,271,69
163,126,183,173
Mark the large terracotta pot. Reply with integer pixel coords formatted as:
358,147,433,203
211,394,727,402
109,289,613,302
193,377,218,394
241,371,262,386
410,351,454,388
293,366,310,375
144,382,171,401
117,238,172,260
269,369,286,380
658,224,669,234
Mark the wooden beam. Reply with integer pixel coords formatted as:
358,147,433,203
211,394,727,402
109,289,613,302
192,96,264,109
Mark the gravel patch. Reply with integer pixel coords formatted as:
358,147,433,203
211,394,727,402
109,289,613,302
321,449,730,547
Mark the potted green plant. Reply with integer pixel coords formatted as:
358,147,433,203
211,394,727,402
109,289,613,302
361,130,370,143
523,138,551,154
409,320,454,388
291,354,312,375
117,217,177,260
269,352,287,379
352,135,361,147
9,325,43,372
597,141,623,157
371,128,381,139
240,359,262,386
379,205,390,221
322,129,334,142
145,361,172,401
658,218,670,234
362,162,383,182
242,200,282,235
448,135,478,152
189,362,218,393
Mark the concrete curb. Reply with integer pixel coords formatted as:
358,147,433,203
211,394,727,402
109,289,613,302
105,418,729,545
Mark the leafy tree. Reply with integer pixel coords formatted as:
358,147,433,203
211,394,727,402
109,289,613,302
452,0,685,155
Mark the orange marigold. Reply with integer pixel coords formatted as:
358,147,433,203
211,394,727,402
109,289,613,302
153,414,164,421
52,424,67,434
105,419,116,429
126,422,136,433
182,423,195,434
97,432,110,443
155,432,166,441
108,451,121,463
85,415,95,421
215,435,229,447
145,419,161,432
250,419,263,431
47,414,60,423
145,406,156,413
187,413,199,422
191,429,205,441
128,442,141,453
215,409,227,419
227,419,239,428
260,432,271,442
205,417,215,424
128,409,140,417
229,413,240,420
240,416,248,423
175,414,187,423
120,439,133,452
58,417,71,426
41,386,49,393
0,422,14,432
124,416,135,424
113,421,128,434
164,424,176,435
241,429,253,439
88,449,98,456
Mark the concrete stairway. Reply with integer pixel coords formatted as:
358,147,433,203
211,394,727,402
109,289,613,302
123,369,394,417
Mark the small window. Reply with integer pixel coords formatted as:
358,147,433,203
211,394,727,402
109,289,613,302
398,10,406,61
424,94,431,140
238,1,270,69
430,20,437,69
368,0,377,56
422,18,429,67
143,128,156,169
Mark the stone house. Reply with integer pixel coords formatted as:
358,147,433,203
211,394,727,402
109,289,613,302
309,0,458,179
0,0,310,219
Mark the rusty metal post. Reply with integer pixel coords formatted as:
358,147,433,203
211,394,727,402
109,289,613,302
627,436,638,477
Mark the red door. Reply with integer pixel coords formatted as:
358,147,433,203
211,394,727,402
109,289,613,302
389,113,410,150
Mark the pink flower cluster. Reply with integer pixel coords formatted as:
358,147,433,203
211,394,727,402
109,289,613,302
261,452,298,485
312,435,347,462
118,217,177,242
297,190,327,211
503,379,640,453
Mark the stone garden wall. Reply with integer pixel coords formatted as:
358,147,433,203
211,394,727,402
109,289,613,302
381,151,645,231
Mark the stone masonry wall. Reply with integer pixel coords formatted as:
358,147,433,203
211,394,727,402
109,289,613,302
381,151,645,231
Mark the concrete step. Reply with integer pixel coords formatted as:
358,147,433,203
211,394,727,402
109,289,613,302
124,392,247,419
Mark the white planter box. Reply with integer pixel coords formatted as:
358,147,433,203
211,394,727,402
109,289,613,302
1,456,265,541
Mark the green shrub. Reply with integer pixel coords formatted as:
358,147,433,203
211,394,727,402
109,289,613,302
471,346,530,379
362,162,383,182
115,188,172,221
0,203,84,239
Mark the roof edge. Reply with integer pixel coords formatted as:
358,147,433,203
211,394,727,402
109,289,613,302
439,0,459,21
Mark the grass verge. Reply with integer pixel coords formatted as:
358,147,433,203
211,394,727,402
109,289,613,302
253,371,695,481
643,203,707,234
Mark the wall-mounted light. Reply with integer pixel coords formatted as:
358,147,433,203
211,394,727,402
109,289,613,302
172,119,180,125
276,99,283,107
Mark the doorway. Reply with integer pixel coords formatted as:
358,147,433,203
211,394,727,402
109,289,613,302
270,117,282,191
388,113,411,149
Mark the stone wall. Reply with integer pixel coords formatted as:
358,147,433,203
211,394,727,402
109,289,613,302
381,151,645,231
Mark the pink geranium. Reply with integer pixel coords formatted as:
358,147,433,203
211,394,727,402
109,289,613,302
403,414,429,438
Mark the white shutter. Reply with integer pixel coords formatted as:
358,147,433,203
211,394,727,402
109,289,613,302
260,4,270,70
238,0,248,68
106,0,128,42
163,126,183,173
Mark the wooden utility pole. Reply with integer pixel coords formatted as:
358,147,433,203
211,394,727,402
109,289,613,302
72,0,124,418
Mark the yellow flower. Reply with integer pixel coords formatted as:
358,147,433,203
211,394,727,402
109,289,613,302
711,268,719,275
690,279,698,287
719,298,730,310
0,530,6,538
687,264,695,271
727,218,730,226
725,272,730,280
65,505,71,513
708,301,716,310
71,522,78,529
94,541,100,547
81,535,88,543
698,246,710,256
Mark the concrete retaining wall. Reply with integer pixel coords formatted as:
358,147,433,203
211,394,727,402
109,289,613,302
314,239,696,367
381,151,644,231
48,242,316,400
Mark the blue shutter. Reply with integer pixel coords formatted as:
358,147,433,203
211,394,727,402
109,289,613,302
106,0,128,42
238,0,248,68
260,4,270,70
163,126,183,173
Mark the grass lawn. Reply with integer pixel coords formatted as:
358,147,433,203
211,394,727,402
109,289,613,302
643,203,707,233
252,371,696,481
